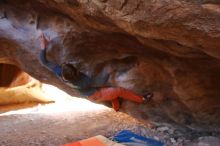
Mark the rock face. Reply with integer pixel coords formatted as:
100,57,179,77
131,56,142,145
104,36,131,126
0,64,30,87
0,0,219,134
0,64,53,105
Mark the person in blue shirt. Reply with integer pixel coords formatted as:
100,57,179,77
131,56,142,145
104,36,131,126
38,31,146,111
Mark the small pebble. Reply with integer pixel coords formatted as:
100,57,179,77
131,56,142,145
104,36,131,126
157,126,169,132
168,129,174,134
153,136,160,141
177,138,183,143
170,138,176,143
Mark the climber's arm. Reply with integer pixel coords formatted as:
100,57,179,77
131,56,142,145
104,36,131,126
39,49,62,76
38,31,61,76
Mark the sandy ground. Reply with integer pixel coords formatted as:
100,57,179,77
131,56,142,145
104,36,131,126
0,102,143,146
0,85,219,146
0,85,164,146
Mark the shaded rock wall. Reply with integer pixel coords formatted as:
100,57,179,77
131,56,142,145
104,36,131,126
0,0,219,131
0,64,30,87
0,64,53,106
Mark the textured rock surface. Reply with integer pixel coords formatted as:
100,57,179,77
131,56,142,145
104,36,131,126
0,64,30,87
0,0,219,136
0,64,53,105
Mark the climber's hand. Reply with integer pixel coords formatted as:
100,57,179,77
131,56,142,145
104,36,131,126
38,30,49,50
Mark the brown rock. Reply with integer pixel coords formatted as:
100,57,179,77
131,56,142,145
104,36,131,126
0,0,219,132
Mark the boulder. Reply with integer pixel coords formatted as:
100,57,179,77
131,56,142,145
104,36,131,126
0,0,219,133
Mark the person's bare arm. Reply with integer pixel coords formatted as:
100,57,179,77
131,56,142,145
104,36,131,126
38,31,61,76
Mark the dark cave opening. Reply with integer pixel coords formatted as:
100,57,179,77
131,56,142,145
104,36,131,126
0,63,21,87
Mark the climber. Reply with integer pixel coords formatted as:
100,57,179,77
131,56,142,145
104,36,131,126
38,31,145,111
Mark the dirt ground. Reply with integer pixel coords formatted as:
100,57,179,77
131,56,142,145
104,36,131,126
0,85,160,146
0,102,144,146
0,85,219,146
